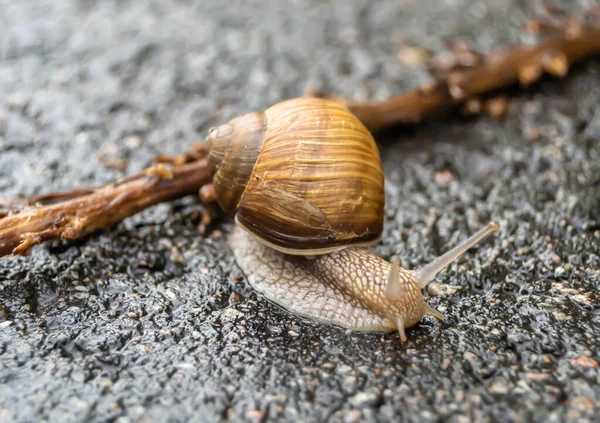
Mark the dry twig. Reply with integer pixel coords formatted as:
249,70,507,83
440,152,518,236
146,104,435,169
0,160,212,257
309,24,600,132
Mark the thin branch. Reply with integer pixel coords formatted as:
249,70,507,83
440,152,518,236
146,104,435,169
0,160,212,257
0,188,98,209
311,25,600,132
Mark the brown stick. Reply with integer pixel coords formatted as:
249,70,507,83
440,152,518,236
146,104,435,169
314,25,600,132
0,160,212,257
0,188,98,208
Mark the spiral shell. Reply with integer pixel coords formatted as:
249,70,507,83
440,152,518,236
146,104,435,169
206,97,385,255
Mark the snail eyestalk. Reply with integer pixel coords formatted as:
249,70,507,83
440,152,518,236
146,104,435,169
413,222,499,289
384,256,403,299
424,304,445,321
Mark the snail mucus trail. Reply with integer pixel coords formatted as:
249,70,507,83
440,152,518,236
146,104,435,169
203,97,499,342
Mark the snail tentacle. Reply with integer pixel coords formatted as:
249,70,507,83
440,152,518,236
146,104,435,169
425,304,445,321
396,315,407,342
413,222,500,288
384,256,404,299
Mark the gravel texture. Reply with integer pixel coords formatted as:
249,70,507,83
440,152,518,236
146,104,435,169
1,1,599,422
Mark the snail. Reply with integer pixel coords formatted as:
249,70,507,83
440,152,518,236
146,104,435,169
204,96,499,342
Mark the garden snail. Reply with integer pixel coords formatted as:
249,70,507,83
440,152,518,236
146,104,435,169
204,97,499,342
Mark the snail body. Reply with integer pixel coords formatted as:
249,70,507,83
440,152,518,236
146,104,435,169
204,96,499,342
229,222,499,342
206,97,385,255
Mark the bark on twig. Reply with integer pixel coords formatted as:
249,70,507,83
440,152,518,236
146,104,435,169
0,188,98,209
0,160,212,257
311,25,600,132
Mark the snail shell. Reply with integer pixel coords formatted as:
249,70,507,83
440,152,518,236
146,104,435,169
206,97,385,255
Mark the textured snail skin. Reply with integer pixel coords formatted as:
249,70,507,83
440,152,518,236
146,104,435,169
228,225,439,339
230,221,500,342
207,97,385,256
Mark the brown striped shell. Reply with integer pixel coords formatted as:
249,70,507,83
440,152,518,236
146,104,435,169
206,97,385,255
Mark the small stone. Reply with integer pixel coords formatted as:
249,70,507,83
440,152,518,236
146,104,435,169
341,376,358,395
349,391,380,408
427,282,459,296
336,364,352,375
569,396,595,411
266,394,286,403
246,410,263,420
554,266,566,278
356,366,370,375
344,409,363,423
484,96,509,119
221,308,244,321
125,135,143,148
516,380,532,392
420,411,435,420
170,247,185,264
397,46,430,65
571,293,593,307
489,380,509,395
526,127,541,140
571,356,598,368
435,171,453,185
526,372,550,381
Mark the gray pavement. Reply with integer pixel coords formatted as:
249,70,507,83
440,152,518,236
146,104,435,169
0,1,599,422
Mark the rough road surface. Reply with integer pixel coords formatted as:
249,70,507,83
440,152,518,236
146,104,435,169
1,1,599,422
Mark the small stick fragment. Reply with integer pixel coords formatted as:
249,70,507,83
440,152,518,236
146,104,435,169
199,183,216,204
0,159,212,257
541,50,569,77
0,188,99,209
462,98,482,115
484,96,509,119
518,62,544,86
145,164,174,180
154,143,210,166
98,154,128,171
197,206,219,236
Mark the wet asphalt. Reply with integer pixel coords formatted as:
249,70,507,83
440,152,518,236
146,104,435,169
0,1,599,422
